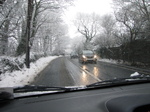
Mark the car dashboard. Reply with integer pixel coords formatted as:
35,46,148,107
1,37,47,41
0,83,150,112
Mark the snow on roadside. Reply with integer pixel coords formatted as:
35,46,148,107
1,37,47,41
0,56,58,87
98,58,119,64
130,72,140,77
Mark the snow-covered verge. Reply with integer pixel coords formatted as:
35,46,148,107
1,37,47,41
98,58,121,64
0,56,58,87
98,58,150,69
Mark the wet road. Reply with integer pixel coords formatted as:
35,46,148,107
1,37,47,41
32,57,150,86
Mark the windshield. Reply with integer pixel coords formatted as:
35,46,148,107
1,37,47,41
0,0,150,90
83,50,94,55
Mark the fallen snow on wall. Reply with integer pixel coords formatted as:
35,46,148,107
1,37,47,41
0,56,58,87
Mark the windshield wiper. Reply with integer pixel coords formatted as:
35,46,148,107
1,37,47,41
14,85,86,93
13,85,86,98
87,74,150,88
14,85,71,93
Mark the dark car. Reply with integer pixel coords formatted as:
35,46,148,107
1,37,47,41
70,52,78,59
78,50,97,64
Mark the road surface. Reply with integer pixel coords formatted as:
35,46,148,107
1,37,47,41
32,57,150,86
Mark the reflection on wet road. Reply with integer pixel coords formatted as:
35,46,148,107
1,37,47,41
33,57,102,86
70,58,140,82
93,67,99,77
32,57,149,87
65,58,99,86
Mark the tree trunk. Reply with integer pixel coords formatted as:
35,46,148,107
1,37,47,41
25,0,34,68
0,19,10,55
16,20,27,55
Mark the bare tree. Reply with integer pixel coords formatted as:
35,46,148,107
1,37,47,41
0,0,20,55
113,0,150,41
101,14,116,47
114,1,146,42
112,0,150,63
16,0,73,55
31,10,68,56
130,0,150,21
75,13,100,50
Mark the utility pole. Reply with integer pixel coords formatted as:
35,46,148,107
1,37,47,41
26,0,33,68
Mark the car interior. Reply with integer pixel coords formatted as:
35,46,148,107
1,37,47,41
0,82,150,112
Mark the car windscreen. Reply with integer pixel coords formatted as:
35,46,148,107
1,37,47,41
0,0,149,91
83,51,94,55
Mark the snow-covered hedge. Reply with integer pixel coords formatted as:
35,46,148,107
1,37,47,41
0,56,24,74
0,53,45,74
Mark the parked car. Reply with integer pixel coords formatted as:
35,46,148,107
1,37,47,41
78,50,97,64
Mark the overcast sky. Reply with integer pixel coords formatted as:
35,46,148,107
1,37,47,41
62,0,113,38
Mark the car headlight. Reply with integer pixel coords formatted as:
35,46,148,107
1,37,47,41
82,55,86,58
94,55,97,58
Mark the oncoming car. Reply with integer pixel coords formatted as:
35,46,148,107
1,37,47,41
70,52,78,59
78,50,97,64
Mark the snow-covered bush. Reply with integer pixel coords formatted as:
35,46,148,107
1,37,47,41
0,56,25,74
30,52,45,62
0,52,45,74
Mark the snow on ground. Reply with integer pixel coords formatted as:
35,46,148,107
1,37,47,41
130,72,140,77
98,58,120,64
0,56,58,87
